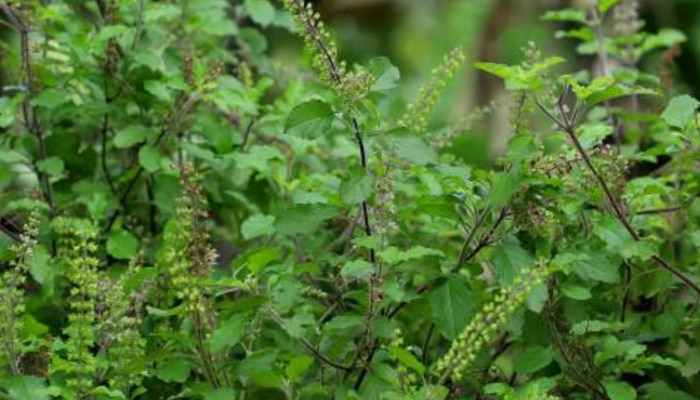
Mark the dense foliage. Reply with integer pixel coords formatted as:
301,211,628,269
1,0,699,399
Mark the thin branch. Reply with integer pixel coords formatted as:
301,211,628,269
537,96,700,296
268,308,352,372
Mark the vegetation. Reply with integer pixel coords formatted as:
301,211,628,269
0,0,699,399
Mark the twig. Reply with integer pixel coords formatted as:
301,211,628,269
536,95,700,296
268,308,352,372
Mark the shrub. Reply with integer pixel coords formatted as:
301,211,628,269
0,0,699,399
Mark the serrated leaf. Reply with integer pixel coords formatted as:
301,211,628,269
286,356,314,381
138,145,162,173
107,229,139,260
389,346,426,375
514,346,553,374
241,214,275,240
340,167,374,205
284,99,334,137
114,125,151,148
392,131,439,165
368,57,400,91
430,277,473,340
8,375,50,400
561,282,592,300
555,251,619,283
341,259,374,279
156,358,191,383
661,95,699,129
209,313,248,353
36,157,64,179
275,204,339,235
31,89,68,109
244,0,275,27
489,171,521,209
600,380,633,400
491,240,535,285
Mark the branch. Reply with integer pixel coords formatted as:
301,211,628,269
537,96,700,296
268,308,352,372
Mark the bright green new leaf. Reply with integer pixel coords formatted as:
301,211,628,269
107,229,140,260
541,9,588,24
603,381,637,400
598,0,621,14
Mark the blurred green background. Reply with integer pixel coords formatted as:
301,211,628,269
268,0,700,164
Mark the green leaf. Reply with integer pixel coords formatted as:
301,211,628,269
106,229,140,260
203,388,237,400
555,251,619,283
114,125,151,148
286,356,314,381
379,246,444,265
561,282,592,300
391,131,439,165
661,95,700,130
640,29,686,55
245,246,280,274
0,96,18,128
489,172,521,209
340,167,374,205
209,313,248,353
474,62,516,80
541,9,588,24
8,375,50,400
430,277,474,340
244,0,275,27
598,0,621,14
138,145,163,173
514,346,553,374
640,382,695,400
341,259,374,280
36,157,65,179
275,204,339,235
284,99,335,137
389,345,426,375
603,381,636,400
241,214,276,240
368,57,401,91
31,89,68,109
155,358,191,383
491,240,535,286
